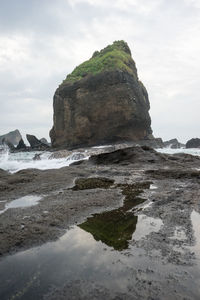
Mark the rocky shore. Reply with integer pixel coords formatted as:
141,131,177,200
0,146,200,299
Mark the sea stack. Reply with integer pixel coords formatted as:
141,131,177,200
50,40,152,148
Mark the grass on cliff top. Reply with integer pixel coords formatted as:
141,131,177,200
62,40,136,84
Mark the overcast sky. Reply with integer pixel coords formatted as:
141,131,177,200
0,0,199,143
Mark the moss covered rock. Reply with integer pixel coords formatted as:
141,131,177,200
50,40,152,148
62,41,136,84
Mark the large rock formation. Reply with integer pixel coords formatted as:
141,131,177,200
186,138,200,148
50,41,152,149
0,129,22,145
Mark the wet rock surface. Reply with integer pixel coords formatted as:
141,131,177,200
0,146,200,299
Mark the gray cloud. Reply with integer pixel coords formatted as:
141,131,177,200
0,0,199,143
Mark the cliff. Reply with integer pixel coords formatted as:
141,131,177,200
50,41,152,148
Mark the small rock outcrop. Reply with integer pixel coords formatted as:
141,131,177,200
33,153,42,160
40,138,50,146
50,40,152,149
0,129,22,145
26,134,50,150
87,146,166,165
163,138,185,149
186,138,200,148
16,139,27,150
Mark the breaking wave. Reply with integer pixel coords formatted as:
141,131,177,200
0,145,200,173
0,146,89,173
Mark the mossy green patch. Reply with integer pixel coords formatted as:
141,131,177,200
62,40,136,84
79,181,151,251
71,177,114,190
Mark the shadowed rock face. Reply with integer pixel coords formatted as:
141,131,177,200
16,139,27,150
26,134,50,150
50,41,152,149
186,138,200,148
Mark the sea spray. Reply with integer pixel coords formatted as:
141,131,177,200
0,148,89,173
0,144,200,173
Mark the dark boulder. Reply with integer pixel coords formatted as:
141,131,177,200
33,153,42,160
16,139,27,150
26,134,50,150
186,138,200,149
88,146,166,165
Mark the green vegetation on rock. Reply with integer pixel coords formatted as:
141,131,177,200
71,177,114,190
62,40,136,84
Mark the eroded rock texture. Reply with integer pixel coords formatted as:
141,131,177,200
50,41,152,148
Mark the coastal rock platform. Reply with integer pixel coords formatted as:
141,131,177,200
0,146,200,299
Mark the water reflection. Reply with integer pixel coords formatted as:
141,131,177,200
79,185,146,250
0,195,42,215
0,227,130,300
80,210,138,250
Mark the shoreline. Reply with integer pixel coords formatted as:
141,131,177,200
0,146,200,299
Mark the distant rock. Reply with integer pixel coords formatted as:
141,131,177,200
0,129,22,145
50,40,152,149
163,138,185,149
26,134,50,150
16,139,27,150
186,138,200,148
40,138,50,146
2,138,15,151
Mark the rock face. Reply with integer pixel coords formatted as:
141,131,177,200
50,41,152,149
26,134,50,150
186,138,200,148
0,129,22,145
16,139,27,150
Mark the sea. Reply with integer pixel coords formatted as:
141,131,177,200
0,145,200,174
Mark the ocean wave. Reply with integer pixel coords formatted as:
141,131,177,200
0,147,89,173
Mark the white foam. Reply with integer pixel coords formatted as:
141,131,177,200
0,147,89,173
92,145,112,149
1,144,200,173
157,147,200,156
